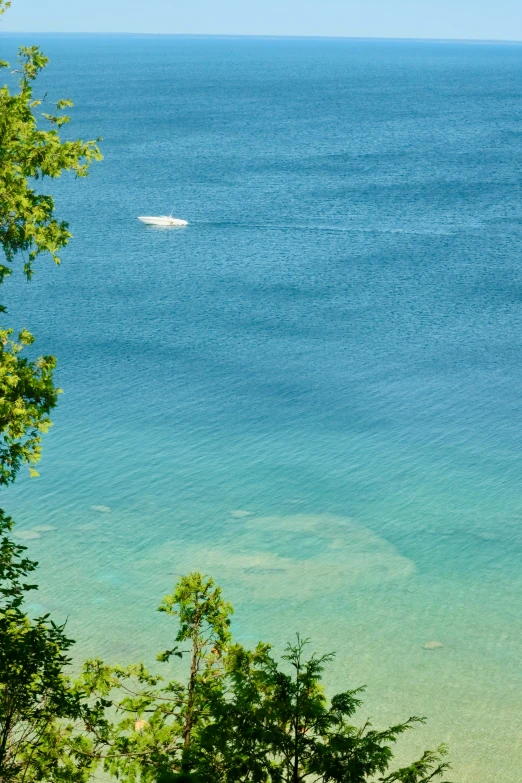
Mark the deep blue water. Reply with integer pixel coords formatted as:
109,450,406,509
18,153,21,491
1,34,522,779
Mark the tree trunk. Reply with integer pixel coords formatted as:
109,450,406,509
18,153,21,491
184,633,199,749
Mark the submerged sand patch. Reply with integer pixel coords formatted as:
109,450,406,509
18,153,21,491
137,513,414,599
13,529,41,540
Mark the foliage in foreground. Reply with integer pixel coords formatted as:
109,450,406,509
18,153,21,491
80,572,452,783
0,10,101,485
0,5,103,779
0,541,452,783
0,511,99,782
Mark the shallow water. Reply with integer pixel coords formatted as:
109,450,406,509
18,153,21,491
1,34,522,780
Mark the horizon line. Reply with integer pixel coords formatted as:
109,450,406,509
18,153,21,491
1,31,522,45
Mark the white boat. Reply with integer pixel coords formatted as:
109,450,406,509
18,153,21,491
138,215,188,227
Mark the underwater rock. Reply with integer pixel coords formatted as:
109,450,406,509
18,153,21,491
423,641,443,650
14,530,41,540
91,505,111,513
32,525,56,532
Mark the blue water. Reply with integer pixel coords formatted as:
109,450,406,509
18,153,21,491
1,34,522,780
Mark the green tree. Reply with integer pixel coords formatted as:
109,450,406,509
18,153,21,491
0,510,100,782
205,634,451,783
0,31,101,280
83,573,451,783
0,327,58,485
0,2,101,484
81,574,234,783
158,573,233,758
0,2,102,779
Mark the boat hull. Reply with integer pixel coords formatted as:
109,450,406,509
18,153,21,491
138,216,188,227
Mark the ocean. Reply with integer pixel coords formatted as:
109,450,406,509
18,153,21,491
1,33,521,780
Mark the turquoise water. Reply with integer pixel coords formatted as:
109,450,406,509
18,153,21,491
1,34,522,780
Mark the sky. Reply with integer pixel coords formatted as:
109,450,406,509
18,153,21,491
1,0,521,41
